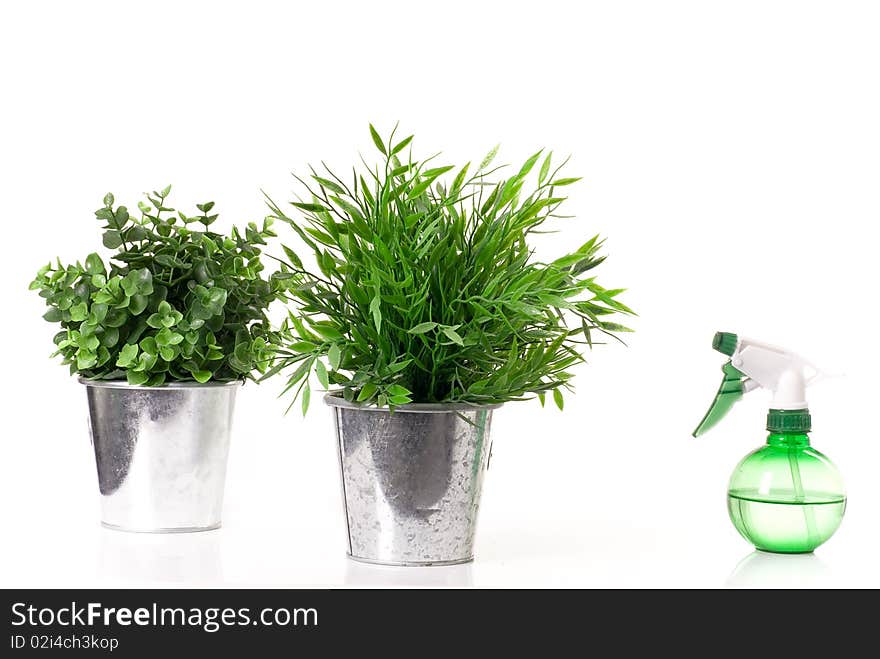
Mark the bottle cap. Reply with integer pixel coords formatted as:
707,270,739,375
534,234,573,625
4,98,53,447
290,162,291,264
766,408,811,433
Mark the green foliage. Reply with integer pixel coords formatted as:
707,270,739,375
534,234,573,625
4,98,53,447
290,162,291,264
266,126,634,412
31,187,281,385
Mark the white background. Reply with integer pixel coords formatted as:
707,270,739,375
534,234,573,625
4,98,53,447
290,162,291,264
1,0,878,588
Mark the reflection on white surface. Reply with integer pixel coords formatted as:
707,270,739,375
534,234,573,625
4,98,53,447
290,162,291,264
344,560,474,588
726,550,832,588
99,528,223,585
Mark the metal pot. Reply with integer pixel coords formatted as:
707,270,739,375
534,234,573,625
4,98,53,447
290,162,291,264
82,379,240,533
326,394,500,566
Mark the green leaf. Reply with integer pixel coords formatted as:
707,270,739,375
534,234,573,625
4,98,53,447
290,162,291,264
386,359,411,374
102,230,123,249
407,179,434,200
122,269,153,297
538,151,552,185
311,322,343,340
282,245,304,269
165,331,184,346
391,135,413,155
43,308,62,323
315,360,329,389
206,287,227,311
116,343,138,368
291,201,329,213
356,382,377,402
408,322,437,334
103,192,114,207
85,253,105,276
551,177,582,187
369,294,382,332
289,341,317,353
128,294,149,316
88,303,108,324
386,384,410,397
518,150,543,178
598,322,634,332
301,382,311,415
369,123,387,155
100,327,120,348
191,369,212,383
136,351,157,371
441,326,464,346
139,337,158,356
421,165,455,179
553,388,564,411
312,176,346,196
127,226,147,242
127,370,149,386
69,302,88,322
328,343,341,370
280,358,312,393
104,308,127,327
76,350,96,370
329,195,365,222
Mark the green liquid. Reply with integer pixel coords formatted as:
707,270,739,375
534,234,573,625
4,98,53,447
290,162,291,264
727,490,846,554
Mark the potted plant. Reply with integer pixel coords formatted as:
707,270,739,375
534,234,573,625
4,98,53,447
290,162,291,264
267,126,634,565
30,186,280,533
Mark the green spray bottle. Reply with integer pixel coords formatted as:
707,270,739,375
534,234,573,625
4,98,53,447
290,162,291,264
694,332,846,553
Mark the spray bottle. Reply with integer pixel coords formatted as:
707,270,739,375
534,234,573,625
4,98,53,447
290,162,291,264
694,332,846,553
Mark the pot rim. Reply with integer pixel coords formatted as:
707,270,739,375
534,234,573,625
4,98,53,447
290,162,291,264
323,391,502,413
78,377,243,390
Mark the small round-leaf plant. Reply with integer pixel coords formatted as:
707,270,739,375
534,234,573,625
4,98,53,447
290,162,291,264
265,125,634,414
30,186,281,386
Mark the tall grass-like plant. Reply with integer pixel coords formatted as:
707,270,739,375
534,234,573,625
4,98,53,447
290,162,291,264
266,126,634,412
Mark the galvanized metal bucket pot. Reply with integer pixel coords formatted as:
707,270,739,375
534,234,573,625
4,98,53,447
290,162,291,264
326,394,501,566
81,379,240,533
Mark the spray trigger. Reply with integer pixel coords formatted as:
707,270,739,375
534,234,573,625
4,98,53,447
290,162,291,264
693,361,746,437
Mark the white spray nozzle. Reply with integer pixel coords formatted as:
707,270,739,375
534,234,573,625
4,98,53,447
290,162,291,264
729,336,819,410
